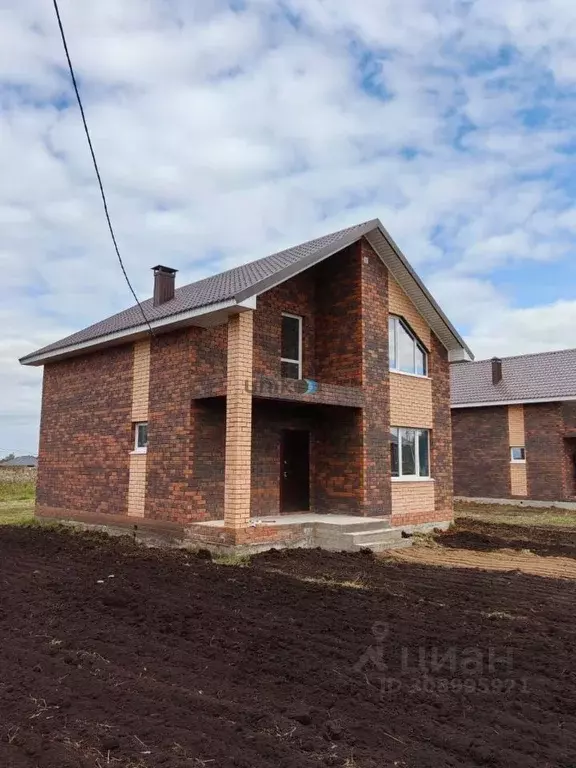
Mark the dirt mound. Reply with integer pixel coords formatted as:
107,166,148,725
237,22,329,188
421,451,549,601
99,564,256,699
0,526,575,767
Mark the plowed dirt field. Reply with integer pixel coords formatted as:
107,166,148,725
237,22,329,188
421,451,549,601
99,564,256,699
1,523,575,767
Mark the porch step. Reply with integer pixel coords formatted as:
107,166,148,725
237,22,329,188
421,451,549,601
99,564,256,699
313,523,411,553
344,527,397,545
346,526,412,553
314,519,390,534
354,537,413,553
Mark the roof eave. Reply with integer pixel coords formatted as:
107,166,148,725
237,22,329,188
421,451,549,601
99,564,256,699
19,297,255,366
452,395,576,408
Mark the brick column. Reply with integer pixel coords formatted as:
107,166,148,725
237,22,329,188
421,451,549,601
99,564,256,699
224,311,254,528
360,240,391,516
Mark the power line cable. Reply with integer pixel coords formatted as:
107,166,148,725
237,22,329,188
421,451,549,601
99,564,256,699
51,0,154,336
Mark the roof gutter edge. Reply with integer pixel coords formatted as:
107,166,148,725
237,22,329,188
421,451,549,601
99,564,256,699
19,298,241,366
451,395,576,408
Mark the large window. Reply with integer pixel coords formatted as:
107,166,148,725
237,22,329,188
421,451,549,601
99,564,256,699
389,315,427,376
281,313,302,379
391,428,430,479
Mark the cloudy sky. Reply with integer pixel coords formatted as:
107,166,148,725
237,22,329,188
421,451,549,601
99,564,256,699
2,0,576,456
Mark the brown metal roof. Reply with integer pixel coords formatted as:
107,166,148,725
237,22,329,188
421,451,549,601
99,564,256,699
451,348,576,407
21,219,472,365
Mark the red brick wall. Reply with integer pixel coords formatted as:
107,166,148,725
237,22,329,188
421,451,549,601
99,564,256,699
314,246,363,386
562,403,576,498
146,326,226,523
253,271,316,379
250,400,315,517
431,334,453,516
562,402,576,431
36,345,133,515
253,247,363,387
359,240,391,516
525,402,568,501
250,400,363,517
452,401,576,502
314,406,363,514
451,406,510,498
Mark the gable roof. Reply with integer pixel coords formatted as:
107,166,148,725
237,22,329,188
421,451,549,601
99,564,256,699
0,455,38,467
451,348,576,408
20,218,473,366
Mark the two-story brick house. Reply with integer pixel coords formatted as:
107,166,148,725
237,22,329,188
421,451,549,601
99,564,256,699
21,219,472,550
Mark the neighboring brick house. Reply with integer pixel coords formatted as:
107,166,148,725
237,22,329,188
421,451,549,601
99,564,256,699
452,351,576,505
21,219,471,548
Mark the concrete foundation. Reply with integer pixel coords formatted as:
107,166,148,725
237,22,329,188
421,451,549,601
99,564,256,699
456,496,576,511
36,507,452,555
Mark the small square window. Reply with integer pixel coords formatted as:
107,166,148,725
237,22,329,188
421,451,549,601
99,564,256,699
510,446,526,462
134,422,148,452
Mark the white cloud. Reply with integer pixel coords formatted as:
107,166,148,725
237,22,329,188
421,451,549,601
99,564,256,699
466,300,576,360
1,0,576,454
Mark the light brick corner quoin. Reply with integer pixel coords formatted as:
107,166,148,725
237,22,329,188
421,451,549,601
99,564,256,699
224,311,254,529
127,340,151,517
508,405,528,497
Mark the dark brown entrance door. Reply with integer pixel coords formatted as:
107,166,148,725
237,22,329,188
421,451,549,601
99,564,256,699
280,430,310,512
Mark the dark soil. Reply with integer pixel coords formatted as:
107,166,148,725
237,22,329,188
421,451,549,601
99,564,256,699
437,516,576,559
1,526,576,768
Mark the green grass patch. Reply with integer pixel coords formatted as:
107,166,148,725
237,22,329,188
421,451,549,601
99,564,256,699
0,480,36,503
0,499,35,525
212,552,252,567
455,501,576,529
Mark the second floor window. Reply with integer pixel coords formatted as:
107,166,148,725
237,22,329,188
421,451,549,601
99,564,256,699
281,313,302,379
389,315,427,376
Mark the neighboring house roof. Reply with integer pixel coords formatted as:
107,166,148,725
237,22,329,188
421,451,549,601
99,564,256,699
20,218,473,366
451,348,576,408
0,455,38,467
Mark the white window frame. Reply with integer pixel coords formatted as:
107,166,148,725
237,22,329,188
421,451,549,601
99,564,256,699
134,422,148,453
391,427,431,480
510,446,526,463
281,313,303,379
389,315,428,377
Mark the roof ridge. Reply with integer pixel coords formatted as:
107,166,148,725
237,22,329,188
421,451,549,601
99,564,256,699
454,346,576,365
170,219,377,295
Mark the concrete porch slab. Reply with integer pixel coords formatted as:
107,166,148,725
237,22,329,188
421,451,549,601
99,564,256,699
189,513,433,554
